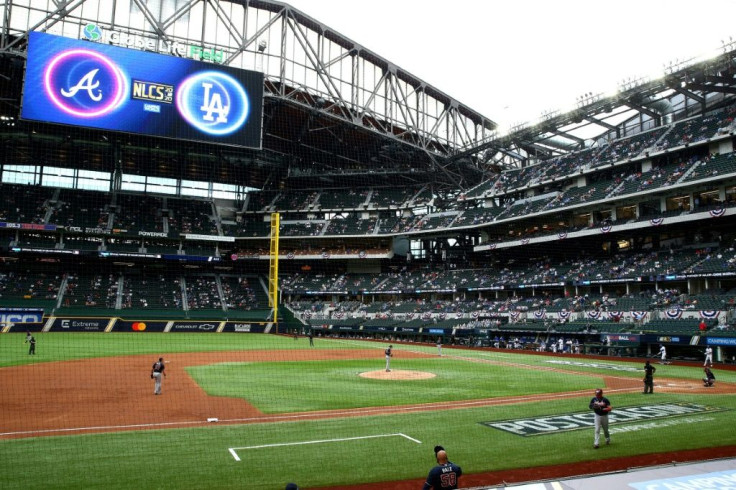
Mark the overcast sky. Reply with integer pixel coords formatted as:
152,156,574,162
282,0,735,132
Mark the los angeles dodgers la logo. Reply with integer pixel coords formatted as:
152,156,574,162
176,71,249,136
200,82,229,123
44,49,126,117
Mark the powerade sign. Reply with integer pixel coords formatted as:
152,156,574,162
482,403,726,437
21,32,263,148
0,308,44,324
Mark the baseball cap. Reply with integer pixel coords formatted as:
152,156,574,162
434,445,445,454
595,389,603,395
285,484,299,490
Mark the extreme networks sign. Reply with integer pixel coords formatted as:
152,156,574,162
52,318,109,331
81,23,225,63
482,403,726,437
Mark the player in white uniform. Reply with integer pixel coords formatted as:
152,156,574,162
385,345,393,372
659,345,667,364
704,346,713,367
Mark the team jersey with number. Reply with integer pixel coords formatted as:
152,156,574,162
423,462,462,490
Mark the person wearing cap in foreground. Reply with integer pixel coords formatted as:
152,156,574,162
588,388,612,449
422,445,462,490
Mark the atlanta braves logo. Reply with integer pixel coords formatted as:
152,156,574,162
60,69,102,101
44,49,126,117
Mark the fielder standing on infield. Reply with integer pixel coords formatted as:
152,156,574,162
589,388,612,449
151,357,166,395
385,345,393,372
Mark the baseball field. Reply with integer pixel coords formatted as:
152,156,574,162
1,332,735,489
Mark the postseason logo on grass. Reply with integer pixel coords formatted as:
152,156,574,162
482,403,727,437
545,360,641,372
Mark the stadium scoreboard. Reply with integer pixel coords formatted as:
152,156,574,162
20,31,263,148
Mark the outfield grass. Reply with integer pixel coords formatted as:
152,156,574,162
0,333,734,489
0,332,367,367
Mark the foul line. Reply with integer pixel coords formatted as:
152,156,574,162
228,432,421,461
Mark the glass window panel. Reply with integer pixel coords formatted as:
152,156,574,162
2,168,38,185
146,176,177,195
121,173,146,192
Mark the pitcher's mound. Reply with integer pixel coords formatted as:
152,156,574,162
359,370,436,380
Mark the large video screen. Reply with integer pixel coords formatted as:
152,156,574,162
20,32,263,148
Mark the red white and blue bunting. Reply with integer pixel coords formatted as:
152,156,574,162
558,310,571,320
664,308,683,319
650,218,664,226
533,310,546,320
631,311,648,321
699,310,719,319
709,208,726,218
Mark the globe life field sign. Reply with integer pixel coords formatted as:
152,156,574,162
20,32,263,148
